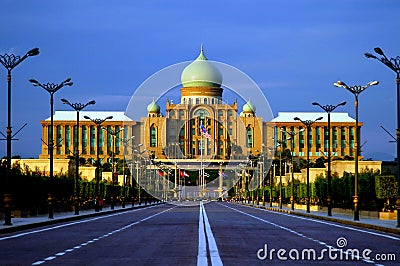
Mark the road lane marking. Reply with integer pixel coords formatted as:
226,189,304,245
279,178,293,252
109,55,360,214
198,202,208,266
220,203,381,265
31,206,175,265
0,204,160,241
198,202,223,266
238,203,400,241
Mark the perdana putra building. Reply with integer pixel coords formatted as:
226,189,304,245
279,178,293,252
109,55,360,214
39,48,361,164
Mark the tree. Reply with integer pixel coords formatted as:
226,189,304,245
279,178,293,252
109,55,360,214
375,175,398,212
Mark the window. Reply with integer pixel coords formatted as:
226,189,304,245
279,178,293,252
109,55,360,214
73,125,78,151
196,98,200,104
204,98,208,104
349,127,355,149
116,126,121,154
332,126,338,150
150,125,157,147
299,128,304,150
107,126,112,153
316,127,321,149
99,127,104,154
324,126,329,150
341,127,346,148
65,126,70,154
246,126,253,148
56,126,62,155
90,126,95,155
82,126,87,154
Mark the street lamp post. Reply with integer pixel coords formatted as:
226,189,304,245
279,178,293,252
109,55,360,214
281,128,303,210
293,116,323,213
83,115,113,212
61,98,96,215
365,47,400,227
29,78,73,218
334,80,379,221
0,47,39,225
312,101,346,216
273,139,284,209
105,127,124,210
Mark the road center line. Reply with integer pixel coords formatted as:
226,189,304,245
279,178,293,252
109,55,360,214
197,202,223,266
30,206,175,266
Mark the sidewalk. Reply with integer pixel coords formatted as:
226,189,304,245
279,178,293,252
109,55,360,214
0,202,160,235
239,202,400,235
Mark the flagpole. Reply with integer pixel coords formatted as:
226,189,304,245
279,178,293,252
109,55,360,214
200,121,203,198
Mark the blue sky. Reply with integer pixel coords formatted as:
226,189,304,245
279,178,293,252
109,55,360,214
0,0,399,160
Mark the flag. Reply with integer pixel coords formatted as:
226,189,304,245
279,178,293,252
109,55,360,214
157,170,164,177
219,171,228,178
180,170,189,178
200,124,212,140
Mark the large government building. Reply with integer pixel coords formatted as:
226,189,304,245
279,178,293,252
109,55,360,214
39,48,361,163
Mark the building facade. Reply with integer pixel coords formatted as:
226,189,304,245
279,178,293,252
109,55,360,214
40,48,361,163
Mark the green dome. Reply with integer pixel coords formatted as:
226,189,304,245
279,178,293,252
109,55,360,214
181,46,222,87
147,99,160,113
243,100,255,113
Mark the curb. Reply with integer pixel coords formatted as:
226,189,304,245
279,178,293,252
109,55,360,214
240,203,400,235
0,202,164,235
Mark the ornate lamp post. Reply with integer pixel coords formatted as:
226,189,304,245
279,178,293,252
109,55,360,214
83,115,113,212
105,127,124,210
293,116,323,213
29,78,73,218
365,47,400,227
312,101,346,216
334,80,379,220
280,127,304,210
61,98,96,215
0,47,39,225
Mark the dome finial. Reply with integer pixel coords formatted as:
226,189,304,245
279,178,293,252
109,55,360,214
196,44,207,60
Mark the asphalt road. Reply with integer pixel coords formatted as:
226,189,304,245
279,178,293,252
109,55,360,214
0,202,399,265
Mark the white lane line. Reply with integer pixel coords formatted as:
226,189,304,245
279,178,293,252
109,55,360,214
197,202,223,266
31,206,175,265
240,203,400,241
0,204,160,241
202,202,223,266
221,203,381,265
198,202,208,266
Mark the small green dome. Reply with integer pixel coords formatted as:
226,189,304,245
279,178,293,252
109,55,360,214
243,100,255,113
147,99,160,113
181,46,222,88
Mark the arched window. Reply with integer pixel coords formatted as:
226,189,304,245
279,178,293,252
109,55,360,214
246,126,253,148
150,125,157,147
